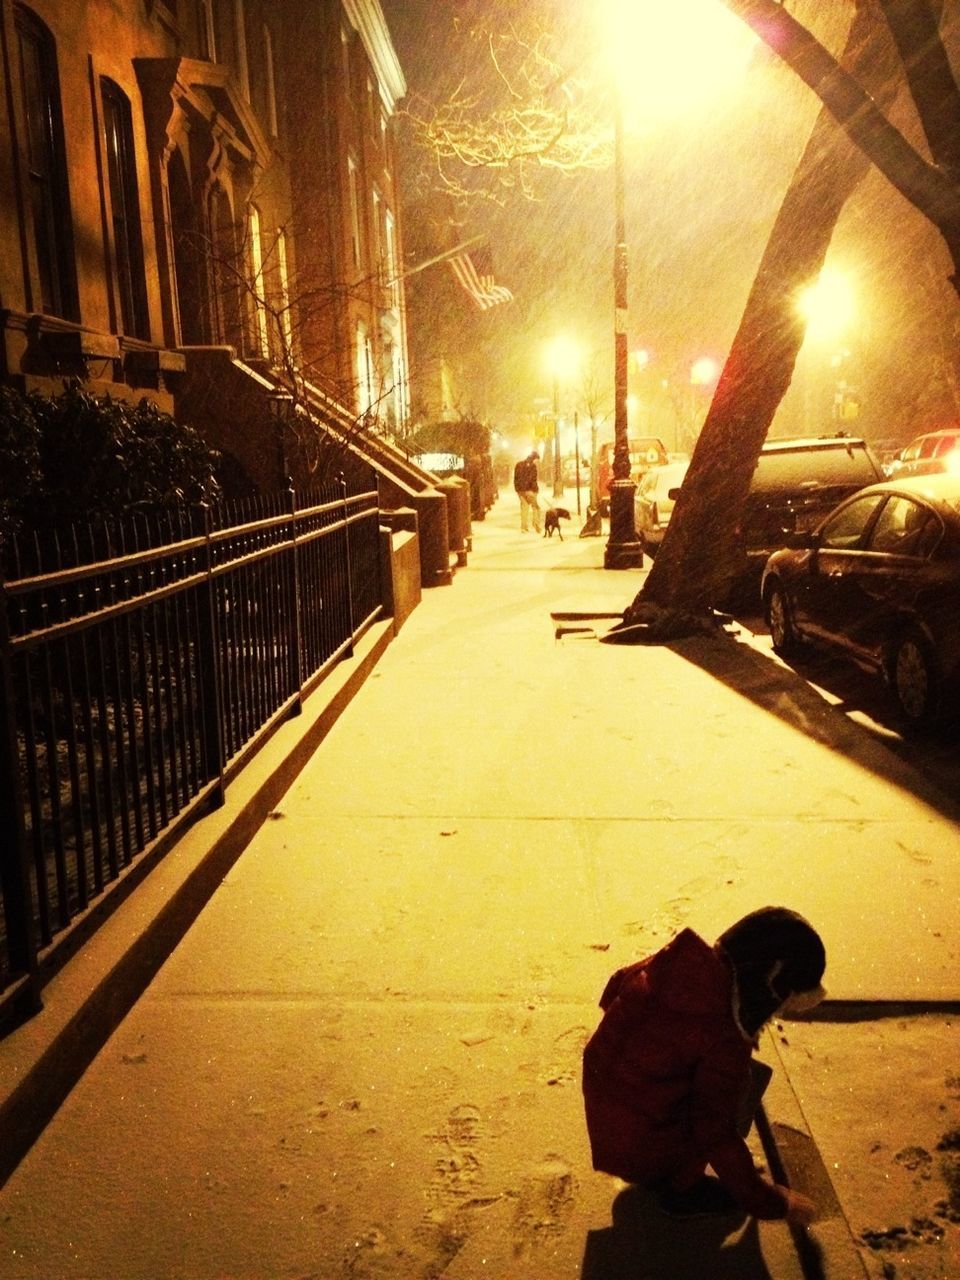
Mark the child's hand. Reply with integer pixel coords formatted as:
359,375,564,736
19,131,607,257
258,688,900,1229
784,1190,817,1227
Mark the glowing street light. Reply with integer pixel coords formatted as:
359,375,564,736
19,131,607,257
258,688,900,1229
605,0,755,128
797,268,856,342
690,356,720,387
798,269,857,428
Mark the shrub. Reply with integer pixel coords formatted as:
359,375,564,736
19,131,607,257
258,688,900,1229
0,385,221,535
0,386,42,543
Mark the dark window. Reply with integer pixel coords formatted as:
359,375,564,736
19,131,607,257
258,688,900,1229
933,434,960,458
198,0,216,59
819,494,886,551
14,6,78,320
868,496,942,558
101,79,149,340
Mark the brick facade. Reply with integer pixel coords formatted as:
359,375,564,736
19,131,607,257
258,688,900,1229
0,0,409,490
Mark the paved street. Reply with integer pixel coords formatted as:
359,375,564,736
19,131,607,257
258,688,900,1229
0,490,957,1279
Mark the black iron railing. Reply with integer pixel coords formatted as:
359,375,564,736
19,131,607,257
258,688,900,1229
0,479,382,1023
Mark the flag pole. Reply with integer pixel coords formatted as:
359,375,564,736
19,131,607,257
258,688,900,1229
389,235,484,285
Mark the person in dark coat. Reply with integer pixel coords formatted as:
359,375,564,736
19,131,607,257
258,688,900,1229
582,907,826,1223
513,450,542,532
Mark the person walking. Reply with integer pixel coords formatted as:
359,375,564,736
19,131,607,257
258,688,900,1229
513,450,542,533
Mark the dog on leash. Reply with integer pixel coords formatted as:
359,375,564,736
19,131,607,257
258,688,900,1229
544,507,571,540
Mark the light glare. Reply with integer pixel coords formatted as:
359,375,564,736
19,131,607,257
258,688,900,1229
606,0,756,125
545,335,581,378
798,269,856,341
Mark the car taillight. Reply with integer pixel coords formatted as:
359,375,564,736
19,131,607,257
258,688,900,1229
651,502,660,526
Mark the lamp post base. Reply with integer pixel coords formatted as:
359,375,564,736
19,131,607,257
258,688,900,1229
604,479,644,569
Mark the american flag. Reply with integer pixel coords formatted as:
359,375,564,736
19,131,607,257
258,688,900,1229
447,245,514,311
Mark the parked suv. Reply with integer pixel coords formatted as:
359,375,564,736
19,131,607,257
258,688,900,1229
738,435,884,581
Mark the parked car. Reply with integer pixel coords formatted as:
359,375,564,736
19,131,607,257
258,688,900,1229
562,456,589,486
871,437,909,476
889,427,960,479
761,471,960,727
633,460,689,553
737,436,884,584
628,436,670,483
596,438,668,515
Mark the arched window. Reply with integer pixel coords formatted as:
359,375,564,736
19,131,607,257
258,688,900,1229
209,184,242,349
384,207,399,308
356,320,375,416
101,78,149,339
246,203,269,358
14,5,78,319
347,155,362,274
167,149,205,345
276,227,293,357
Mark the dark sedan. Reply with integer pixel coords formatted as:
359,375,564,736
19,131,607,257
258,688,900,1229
760,473,960,727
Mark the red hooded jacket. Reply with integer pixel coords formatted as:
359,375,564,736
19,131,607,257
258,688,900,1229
582,929,788,1219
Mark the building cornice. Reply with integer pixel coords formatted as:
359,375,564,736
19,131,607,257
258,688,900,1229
341,0,406,114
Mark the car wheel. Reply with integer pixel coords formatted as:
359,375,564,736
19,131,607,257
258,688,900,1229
889,629,940,728
765,581,802,657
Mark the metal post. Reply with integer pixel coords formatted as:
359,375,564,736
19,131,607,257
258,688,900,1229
605,84,643,569
268,390,294,491
574,410,581,515
0,580,41,1012
340,474,355,656
552,374,563,499
287,481,304,714
198,506,225,807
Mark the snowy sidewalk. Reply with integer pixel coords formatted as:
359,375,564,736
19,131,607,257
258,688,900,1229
0,492,957,1278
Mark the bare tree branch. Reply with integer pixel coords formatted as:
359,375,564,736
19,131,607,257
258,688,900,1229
398,20,610,202
878,0,960,175
720,0,960,224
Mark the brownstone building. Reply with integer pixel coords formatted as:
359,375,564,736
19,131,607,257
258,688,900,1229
0,0,410,490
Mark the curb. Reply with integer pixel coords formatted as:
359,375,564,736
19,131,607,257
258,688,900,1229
758,1029,870,1279
0,618,395,1190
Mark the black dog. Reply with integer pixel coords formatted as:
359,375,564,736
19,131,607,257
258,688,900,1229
544,507,571,539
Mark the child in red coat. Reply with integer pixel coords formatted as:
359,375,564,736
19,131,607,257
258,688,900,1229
582,907,826,1223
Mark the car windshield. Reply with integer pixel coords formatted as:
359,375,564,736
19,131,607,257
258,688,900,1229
751,443,878,494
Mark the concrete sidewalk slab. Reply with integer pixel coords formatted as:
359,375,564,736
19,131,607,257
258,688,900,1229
1,495,956,1278
0,996,806,1279
279,545,960,1001
772,1017,960,1279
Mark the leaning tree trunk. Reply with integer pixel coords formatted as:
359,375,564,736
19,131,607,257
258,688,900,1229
621,2,895,626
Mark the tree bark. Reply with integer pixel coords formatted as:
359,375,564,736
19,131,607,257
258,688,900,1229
623,2,897,621
877,0,960,288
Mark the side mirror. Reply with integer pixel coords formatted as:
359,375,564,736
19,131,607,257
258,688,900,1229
667,487,682,501
783,529,818,550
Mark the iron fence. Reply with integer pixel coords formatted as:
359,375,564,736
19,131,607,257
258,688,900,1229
0,478,382,1025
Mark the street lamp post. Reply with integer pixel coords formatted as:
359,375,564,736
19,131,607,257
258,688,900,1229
605,86,643,569
546,336,580,501
268,390,294,490
552,371,564,499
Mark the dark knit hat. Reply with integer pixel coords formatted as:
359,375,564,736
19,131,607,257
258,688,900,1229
717,907,826,1036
